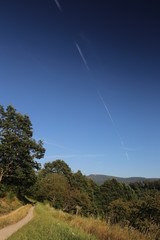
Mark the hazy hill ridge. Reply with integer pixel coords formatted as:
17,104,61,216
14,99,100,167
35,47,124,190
88,174,159,185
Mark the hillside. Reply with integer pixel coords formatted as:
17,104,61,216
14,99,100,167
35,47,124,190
88,174,159,185
8,203,156,240
0,193,22,216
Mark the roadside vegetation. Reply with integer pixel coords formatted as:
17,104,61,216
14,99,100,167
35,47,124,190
8,203,96,240
8,203,159,240
32,159,160,238
47,205,159,240
0,204,31,229
0,192,22,216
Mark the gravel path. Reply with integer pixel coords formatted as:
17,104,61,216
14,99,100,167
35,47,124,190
0,206,34,240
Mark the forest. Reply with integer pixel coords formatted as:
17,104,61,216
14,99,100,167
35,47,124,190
0,105,160,238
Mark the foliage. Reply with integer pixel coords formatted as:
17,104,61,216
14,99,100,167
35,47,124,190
35,171,91,216
0,105,45,195
100,179,136,216
43,160,72,184
130,193,160,231
36,173,70,209
130,180,160,199
32,159,160,237
107,199,132,225
42,204,158,240
0,183,7,198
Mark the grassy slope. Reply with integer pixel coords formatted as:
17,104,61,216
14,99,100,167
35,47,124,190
8,203,96,240
49,208,157,240
0,193,22,216
0,204,31,229
8,203,158,240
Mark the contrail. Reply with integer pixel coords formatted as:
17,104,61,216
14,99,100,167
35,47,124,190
98,91,129,160
75,42,90,71
98,91,122,140
125,152,129,160
98,91,115,125
75,42,130,160
121,147,137,152
54,0,62,12
47,4,130,161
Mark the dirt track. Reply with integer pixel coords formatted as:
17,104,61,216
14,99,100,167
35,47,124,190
0,206,34,240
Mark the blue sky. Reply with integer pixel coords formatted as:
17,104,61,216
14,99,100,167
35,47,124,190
1,0,160,177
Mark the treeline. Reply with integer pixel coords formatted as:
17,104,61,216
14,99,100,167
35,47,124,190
0,105,160,236
29,159,160,234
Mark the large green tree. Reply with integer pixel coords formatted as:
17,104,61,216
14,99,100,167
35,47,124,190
0,105,45,193
43,160,72,184
36,173,70,209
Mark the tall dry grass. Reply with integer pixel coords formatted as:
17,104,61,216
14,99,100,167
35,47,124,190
50,207,159,240
0,193,22,215
8,203,96,240
0,204,31,229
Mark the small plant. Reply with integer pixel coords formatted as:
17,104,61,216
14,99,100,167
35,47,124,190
0,184,6,198
8,192,15,201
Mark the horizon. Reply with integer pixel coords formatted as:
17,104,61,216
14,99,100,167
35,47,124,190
87,173,160,179
1,0,160,178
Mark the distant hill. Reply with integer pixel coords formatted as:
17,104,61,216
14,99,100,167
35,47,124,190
88,174,159,185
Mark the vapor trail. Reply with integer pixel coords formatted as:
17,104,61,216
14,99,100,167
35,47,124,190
75,43,129,159
75,42,90,71
75,41,130,160
49,4,130,160
54,0,62,12
125,152,129,160
98,91,129,160
98,91,115,125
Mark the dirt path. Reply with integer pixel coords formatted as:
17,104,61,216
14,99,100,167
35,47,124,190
0,206,34,240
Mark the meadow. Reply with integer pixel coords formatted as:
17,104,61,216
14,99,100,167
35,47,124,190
48,205,159,240
8,203,159,240
8,203,96,240
0,204,31,229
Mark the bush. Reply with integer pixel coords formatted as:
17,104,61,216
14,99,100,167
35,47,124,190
0,184,7,198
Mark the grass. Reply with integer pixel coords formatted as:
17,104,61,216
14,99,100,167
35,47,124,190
8,203,97,240
0,193,22,215
8,203,159,240
0,204,31,229
49,207,159,240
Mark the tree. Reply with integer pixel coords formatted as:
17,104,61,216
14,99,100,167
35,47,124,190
0,105,45,194
131,193,160,230
108,199,132,224
36,173,70,209
43,160,72,184
100,179,136,217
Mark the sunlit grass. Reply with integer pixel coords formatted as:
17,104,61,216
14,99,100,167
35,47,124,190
8,203,159,240
0,193,22,216
0,204,31,229
50,207,159,240
8,203,97,240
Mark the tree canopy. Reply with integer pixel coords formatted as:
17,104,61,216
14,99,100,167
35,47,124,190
0,105,45,194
